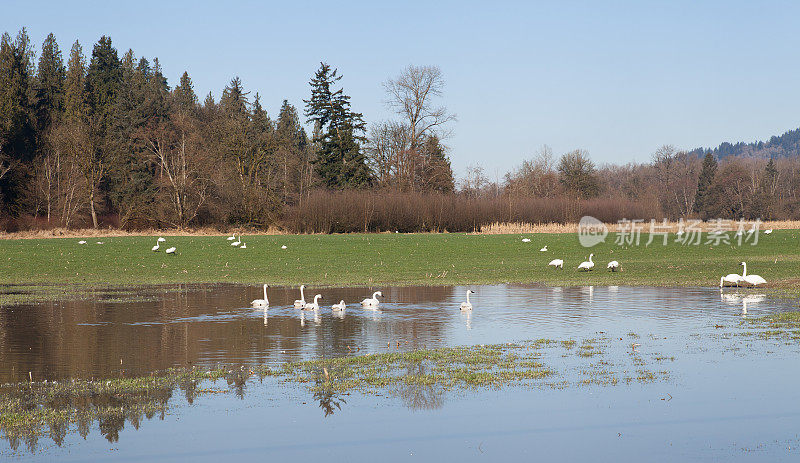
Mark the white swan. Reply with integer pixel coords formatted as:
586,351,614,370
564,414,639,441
607,260,620,272
226,233,236,240
231,234,241,246
719,273,741,287
764,229,773,235
460,290,475,311
239,242,247,249
157,237,166,243
151,240,160,252
548,259,564,269
96,241,104,245
304,294,322,311
521,238,531,242
78,240,87,244
332,300,347,312
251,284,269,307
281,245,287,249
165,246,176,255
578,253,595,271
362,291,382,308
293,285,306,308
540,246,548,252
740,262,767,287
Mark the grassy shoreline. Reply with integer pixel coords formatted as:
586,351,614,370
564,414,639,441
0,231,798,289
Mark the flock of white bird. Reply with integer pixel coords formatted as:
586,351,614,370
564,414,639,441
150,236,176,254
543,250,619,272
719,261,767,288
250,284,388,313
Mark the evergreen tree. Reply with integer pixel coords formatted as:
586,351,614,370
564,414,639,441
693,152,717,216
219,76,249,116
63,41,87,123
303,62,370,188
173,71,197,111
85,35,122,132
0,28,37,214
34,32,66,129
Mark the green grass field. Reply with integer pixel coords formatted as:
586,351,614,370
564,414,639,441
0,230,797,288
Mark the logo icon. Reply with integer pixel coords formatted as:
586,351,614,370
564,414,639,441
578,216,608,248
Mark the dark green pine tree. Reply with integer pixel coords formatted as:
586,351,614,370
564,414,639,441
34,32,66,130
173,71,198,112
85,35,122,133
220,76,249,116
303,62,370,188
63,40,87,123
0,28,37,215
693,152,717,216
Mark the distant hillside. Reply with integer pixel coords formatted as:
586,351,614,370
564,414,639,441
689,127,800,159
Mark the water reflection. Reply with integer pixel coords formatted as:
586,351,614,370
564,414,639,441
0,284,794,383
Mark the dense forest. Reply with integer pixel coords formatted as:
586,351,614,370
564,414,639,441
689,127,800,160
2,28,800,233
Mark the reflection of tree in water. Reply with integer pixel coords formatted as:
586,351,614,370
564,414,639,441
312,371,346,417
393,362,444,411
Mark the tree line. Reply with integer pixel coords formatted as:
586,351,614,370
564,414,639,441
3,27,800,233
0,28,455,231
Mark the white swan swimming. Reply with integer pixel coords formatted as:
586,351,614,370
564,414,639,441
165,246,176,255
607,260,620,272
578,253,595,271
332,300,347,312
540,246,548,252
304,294,323,311
362,291,382,308
293,285,306,308
548,259,564,269
460,290,475,311
719,273,741,287
251,284,269,307
739,262,767,287
151,240,160,252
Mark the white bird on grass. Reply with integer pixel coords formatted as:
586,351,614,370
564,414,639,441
227,233,236,241
96,241,104,245
151,240,160,252
281,245,287,249
362,291,382,308
460,290,475,311
548,259,564,269
303,294,323,311
251,284,269,307
239,242,247,249
231,234,241,246
165,246,176,255
764,229,773,235
607,260,620,272
540,246,548,252
157,237,166,243
294,285,306,308
739,262,767,287
78,240,87,244
720,273,741,288
578,253,595,271
521,238,531,243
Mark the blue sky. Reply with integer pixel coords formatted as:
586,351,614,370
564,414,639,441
4,0,800,180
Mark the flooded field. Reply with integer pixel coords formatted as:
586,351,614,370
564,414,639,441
1,284,799,461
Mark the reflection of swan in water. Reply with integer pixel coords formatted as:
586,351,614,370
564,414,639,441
300,312,306,327
608,285,619,293
313,310,321,325
740,294,765,317
461,310,472,330
263,307,268,326
720,290,742,305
